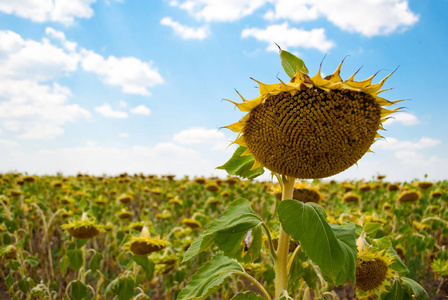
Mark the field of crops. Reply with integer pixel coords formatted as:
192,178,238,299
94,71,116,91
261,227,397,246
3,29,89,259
0,172,447,299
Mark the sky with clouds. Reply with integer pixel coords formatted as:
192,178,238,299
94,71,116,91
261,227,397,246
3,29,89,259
0,0,447,182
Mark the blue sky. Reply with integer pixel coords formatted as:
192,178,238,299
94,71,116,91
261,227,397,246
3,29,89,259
0,0,447,182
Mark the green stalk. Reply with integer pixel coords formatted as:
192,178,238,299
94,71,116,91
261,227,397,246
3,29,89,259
274,175,295,299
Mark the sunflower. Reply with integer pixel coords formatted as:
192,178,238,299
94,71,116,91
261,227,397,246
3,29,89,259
61,212,103,239
292,182,323,204
397,190,421,203
355,248,396,297
125,226,169,256
224,58,399,179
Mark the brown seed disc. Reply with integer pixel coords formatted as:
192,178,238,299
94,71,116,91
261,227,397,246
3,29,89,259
355,258,388,292
243,88,381,179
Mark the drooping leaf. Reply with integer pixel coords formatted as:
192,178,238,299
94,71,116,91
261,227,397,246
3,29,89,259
70,280,89,300
132,255,155,281
89,252,103,274
230,291,265,299
25,256,40,267
278,200,356,286
217,146,264,179
60,255,69,276
183,198,263,262
67,249,83,271
401,277,429,300
276,43,309,77
178,255,245,300
106,277,135,300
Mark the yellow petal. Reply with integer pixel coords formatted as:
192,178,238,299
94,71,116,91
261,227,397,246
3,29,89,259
251,78,280,95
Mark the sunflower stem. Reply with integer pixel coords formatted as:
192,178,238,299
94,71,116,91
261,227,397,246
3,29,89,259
274,175,295,299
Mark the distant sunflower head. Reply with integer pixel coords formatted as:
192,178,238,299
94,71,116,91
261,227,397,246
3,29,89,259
292,182,323,204
343,192,361,203
355,248,395,296
397,190,421,203
224,58,400,179
61,212,103,239
125,227,169,256
181,218,202,230
431,258,448,279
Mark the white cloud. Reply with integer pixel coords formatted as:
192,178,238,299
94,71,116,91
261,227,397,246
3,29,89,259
118,133,129,138
81,50,164,95
315,0,419,36
171,0,269,22
0,80,90,139
0,30,79,82
241,22,335,52
94,104,128,119
374,137,441,151
0,0,96,25
173,127,229,150
118,100,127,108
383,112,420,126
160,17,210,40
130,105,151,116
0,139,19,149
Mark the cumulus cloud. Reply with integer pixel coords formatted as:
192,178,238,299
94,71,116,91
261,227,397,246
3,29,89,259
130,105,151,116
0,0,96,25
173,127,229,150
160,17,210,40
241,23,335,52
81,50,164,96
0,30,79,82
383,112,420,126
171,0,269,22
0,80,90,139
94,104,128,119
374,137,441,151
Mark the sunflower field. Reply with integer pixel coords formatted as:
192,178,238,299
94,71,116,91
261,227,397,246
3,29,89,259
0,172,447,299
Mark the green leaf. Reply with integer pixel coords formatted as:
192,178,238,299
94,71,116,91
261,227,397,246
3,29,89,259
372,237,409,276
364,222,383,235
276,43,309,77
60,255,69,276
25,256,40,267
70,280,89,300
106,277,135,300
5,273,14,288
217,146,264,179
183,198,263,262
278,200,356,286
89,252,103,274
18,278,34,294
132,255,155,281
381,280,411,300
76,239,88,249
178,255,245,300
401,277,429,300
67,249,83,271
230,291,265,299
215,224,262,263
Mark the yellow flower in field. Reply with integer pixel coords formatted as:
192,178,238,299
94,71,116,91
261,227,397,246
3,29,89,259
117,193,133,204
224,59,399,179
61,212,103,239
194,177,206,185
358,183,371,192
430,190,442,198
292,182,323,204
169,197,183,206
397,190,421,203
117,210,133,220
125,227,169,256
412,221,427,231
205,182,220,192
416,181,433,190
355,248,395,297
343,192,361,203
387,183,400,192
181,218,202,230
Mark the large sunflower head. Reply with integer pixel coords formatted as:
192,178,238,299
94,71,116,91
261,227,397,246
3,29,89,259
224,50,400,179
355,247,396,297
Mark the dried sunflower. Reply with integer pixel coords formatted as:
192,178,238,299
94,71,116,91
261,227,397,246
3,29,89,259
61,212,103,239
224,54,399,179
